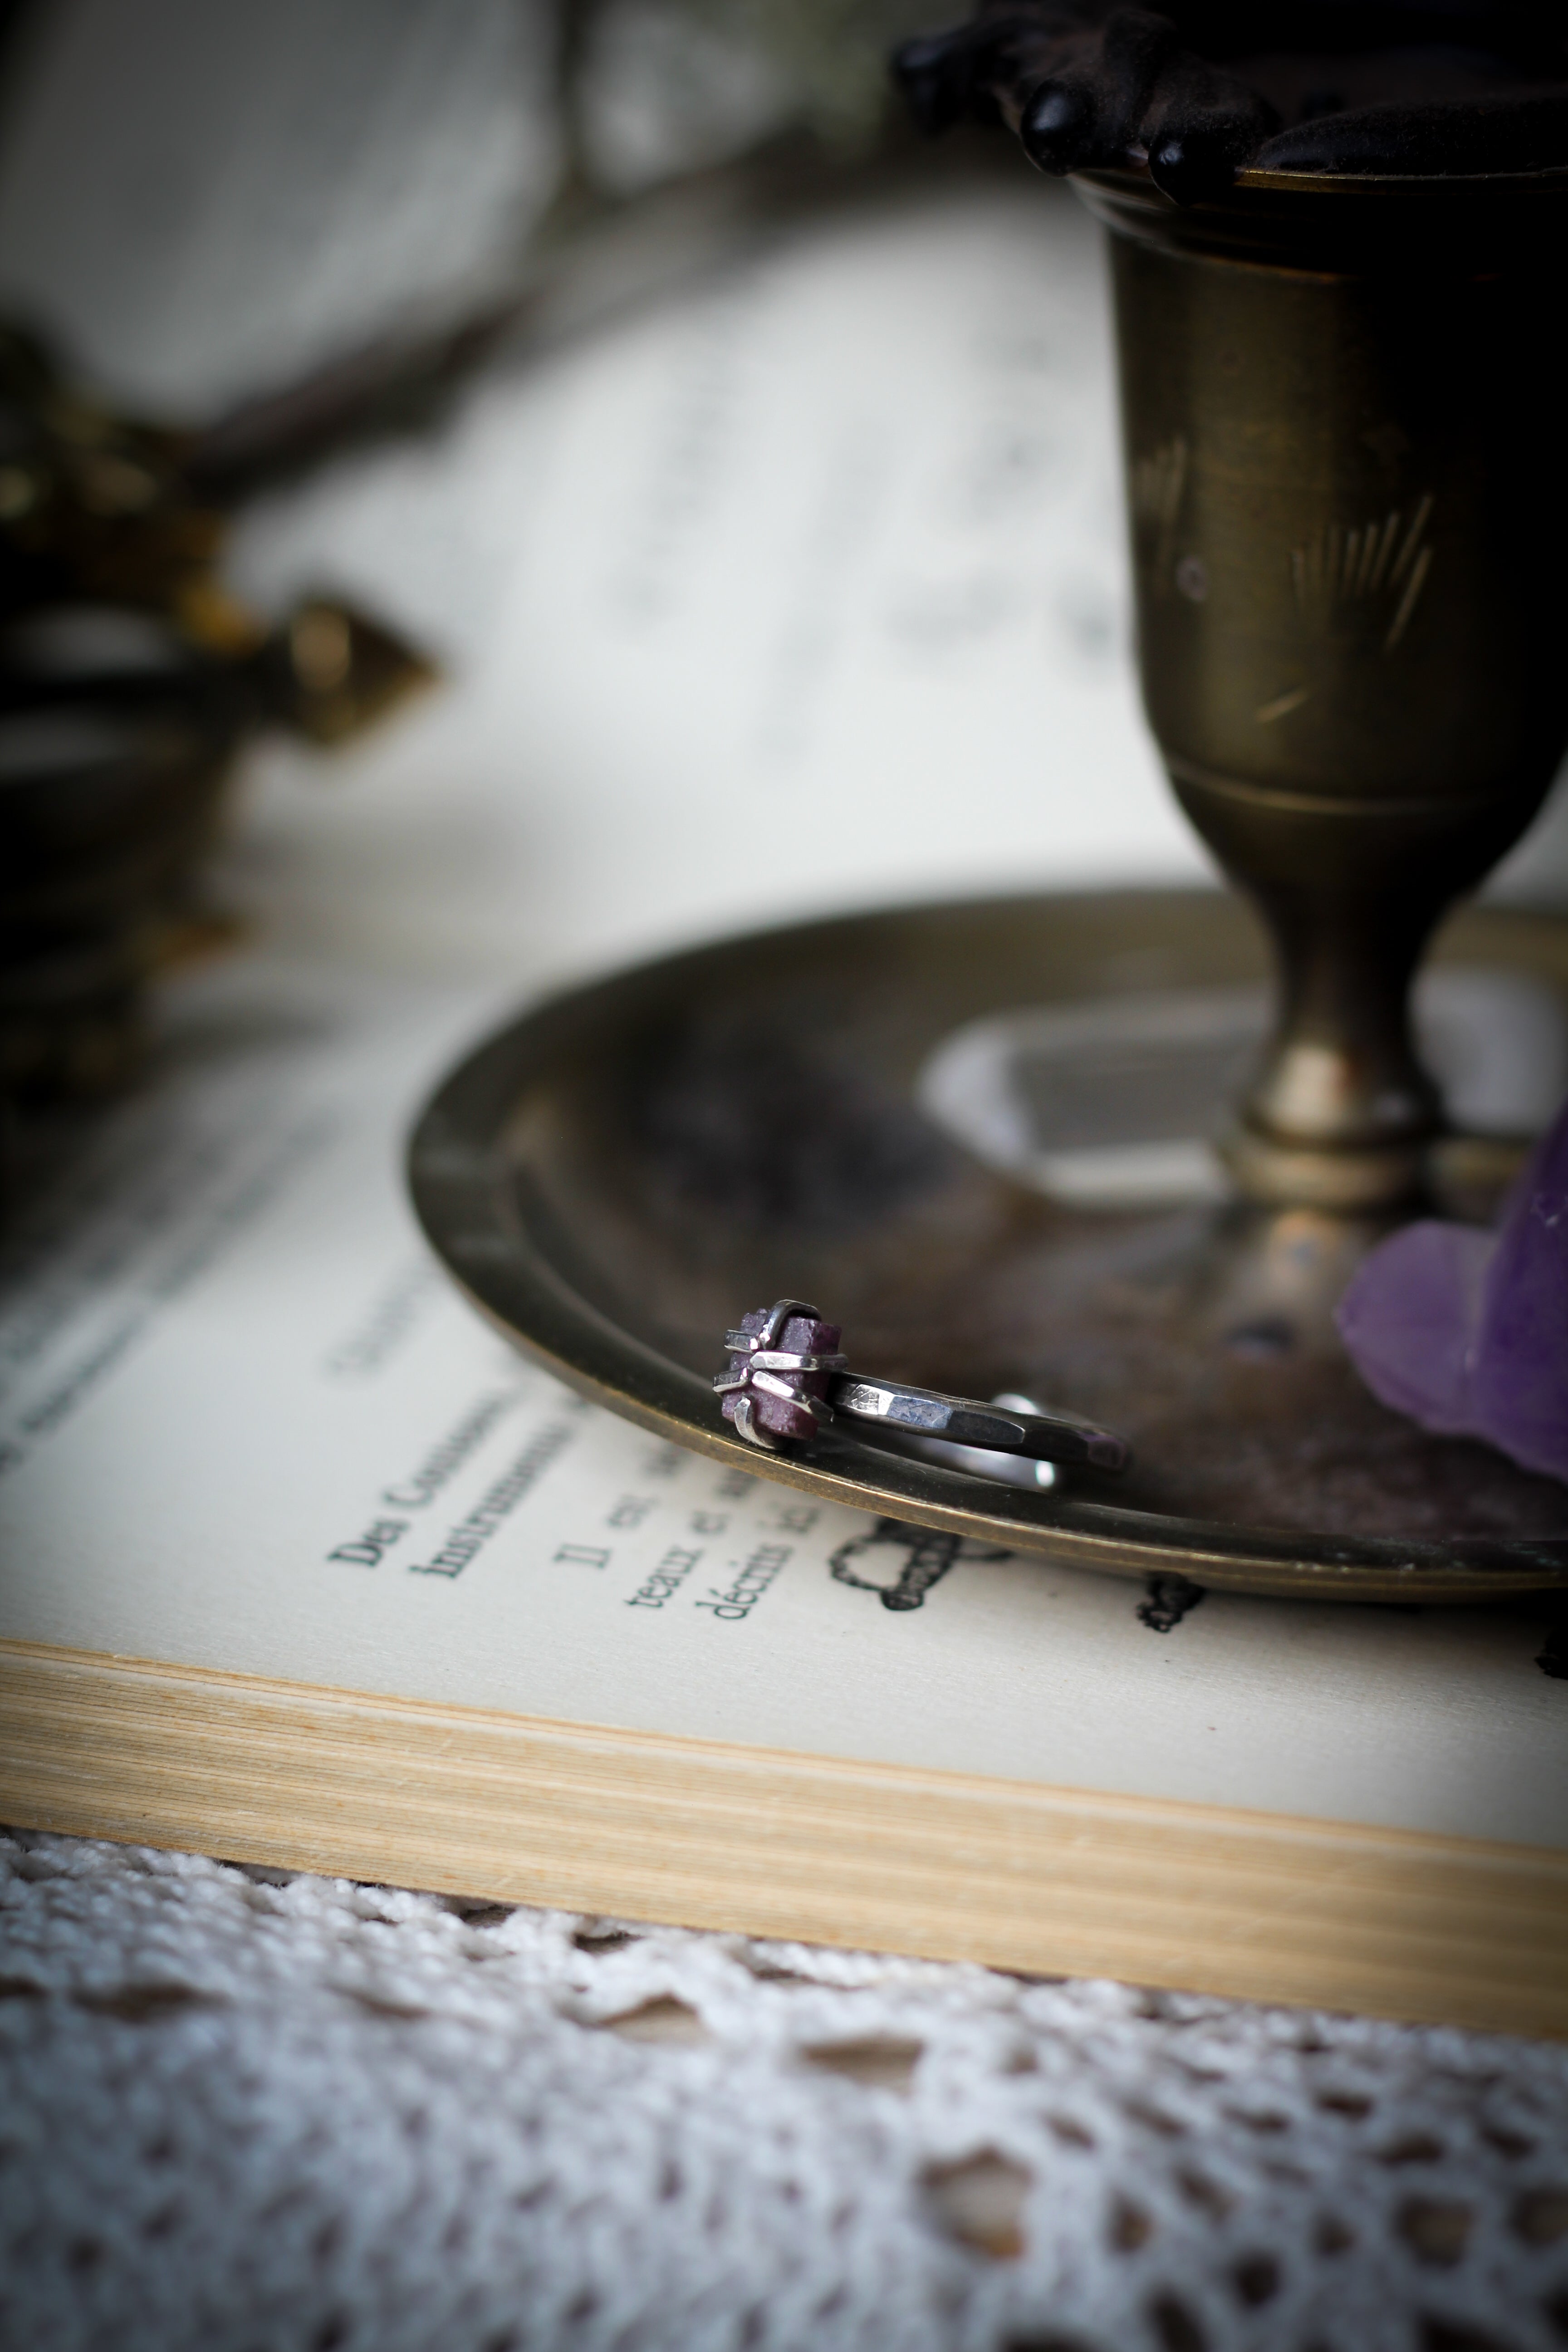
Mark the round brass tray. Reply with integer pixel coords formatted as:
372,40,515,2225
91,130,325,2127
409,886,1568,1603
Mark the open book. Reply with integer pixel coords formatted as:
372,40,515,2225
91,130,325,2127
3,950,1566,2039
2,37,1565,2036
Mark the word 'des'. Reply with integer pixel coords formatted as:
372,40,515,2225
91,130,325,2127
328,1517,409,1567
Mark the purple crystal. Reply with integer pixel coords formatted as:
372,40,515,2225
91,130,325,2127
1334,1220,1494,1436
721,1307,841,1443
1336,1099,1568,1483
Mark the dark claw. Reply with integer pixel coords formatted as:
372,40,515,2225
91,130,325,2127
1148,122,1239,200
1148,90,1279,199
1020,77,1100,169
892,11,1063,137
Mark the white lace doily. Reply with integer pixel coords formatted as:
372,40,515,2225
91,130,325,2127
3,1826,1566,2351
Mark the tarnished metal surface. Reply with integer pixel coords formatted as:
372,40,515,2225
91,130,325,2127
410,886,1568,1602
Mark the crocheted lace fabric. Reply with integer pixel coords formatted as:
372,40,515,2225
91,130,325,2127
3,1828,1566,2352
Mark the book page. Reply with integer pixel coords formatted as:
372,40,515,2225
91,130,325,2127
3,951,1564,1855
216,175,1207,990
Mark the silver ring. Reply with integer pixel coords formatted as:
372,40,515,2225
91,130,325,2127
715,1299,1129,1476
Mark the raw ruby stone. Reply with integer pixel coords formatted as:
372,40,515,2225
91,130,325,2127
721,1308,841,1442
1336,1102,1568,1483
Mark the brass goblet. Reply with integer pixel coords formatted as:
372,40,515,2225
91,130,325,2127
1077,165,1568,1209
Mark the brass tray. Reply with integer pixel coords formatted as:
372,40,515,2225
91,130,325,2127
409,886,1568,1602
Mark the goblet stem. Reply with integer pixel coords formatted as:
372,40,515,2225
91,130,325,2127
1224,880,1443,1207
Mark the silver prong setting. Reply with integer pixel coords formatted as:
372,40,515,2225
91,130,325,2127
733,1394,783,1452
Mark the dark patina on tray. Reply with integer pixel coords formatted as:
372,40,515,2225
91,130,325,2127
409,886,1568,1602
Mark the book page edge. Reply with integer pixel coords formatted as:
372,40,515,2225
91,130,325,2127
3,1637,1564,2038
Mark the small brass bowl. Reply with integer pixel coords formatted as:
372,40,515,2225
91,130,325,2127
410,885,1568,1605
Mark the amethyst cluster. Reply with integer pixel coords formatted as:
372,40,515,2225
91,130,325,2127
1337,1100,1568,1483
721,1308,843,1444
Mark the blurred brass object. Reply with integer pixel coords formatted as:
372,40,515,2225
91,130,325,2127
265,601,438,747
0,323,265,658
0,326,436,1108
1076,167,1568,1207
0,661,234,1100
